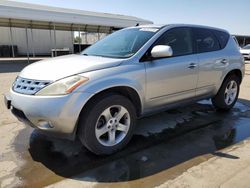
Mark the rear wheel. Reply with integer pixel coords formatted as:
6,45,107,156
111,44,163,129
78,94,136,155
212,75,240,111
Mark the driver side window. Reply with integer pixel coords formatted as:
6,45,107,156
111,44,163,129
154,27,193,56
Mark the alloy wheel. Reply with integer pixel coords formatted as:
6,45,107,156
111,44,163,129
224,80,238,105
95,105,130,147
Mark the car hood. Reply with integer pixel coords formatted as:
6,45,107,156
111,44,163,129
240,49,250,54
19,54,123,81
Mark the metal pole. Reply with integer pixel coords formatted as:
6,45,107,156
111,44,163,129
97,26,100,40
49,23,53,57
9,20,15,58
25,27,30,63
53,23,57,57
85,32,88,44
109,27,113,34
84,25,88,44
71,24,74,54
30,21,35,57
78,26,81,53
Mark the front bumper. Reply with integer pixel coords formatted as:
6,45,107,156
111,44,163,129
5,89,93,138
242,54,250,60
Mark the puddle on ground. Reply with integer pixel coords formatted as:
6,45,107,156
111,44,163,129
14,101,250,187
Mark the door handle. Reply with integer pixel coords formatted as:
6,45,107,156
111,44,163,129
220,59,227,64
188,63,197,69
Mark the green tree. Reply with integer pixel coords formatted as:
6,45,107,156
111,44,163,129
74,36,82,44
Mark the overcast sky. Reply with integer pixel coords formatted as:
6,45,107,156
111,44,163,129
12,0,250,35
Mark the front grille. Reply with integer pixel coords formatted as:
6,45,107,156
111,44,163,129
13,77,51,95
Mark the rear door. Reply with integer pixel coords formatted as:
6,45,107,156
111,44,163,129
193,28,229,96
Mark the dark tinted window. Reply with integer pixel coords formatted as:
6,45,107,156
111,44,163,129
194,28,220,53
154,27,193,56
213,30,229,49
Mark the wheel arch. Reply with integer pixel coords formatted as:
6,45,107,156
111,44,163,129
223,69,243,84
212,69,242,111
84,86,143,117
214,68,243,98
74,86,143,139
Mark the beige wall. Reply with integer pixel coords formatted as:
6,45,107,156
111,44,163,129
0,27,73,55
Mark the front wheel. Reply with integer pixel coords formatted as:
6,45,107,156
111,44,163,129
212,75,240,111
78,94,136,155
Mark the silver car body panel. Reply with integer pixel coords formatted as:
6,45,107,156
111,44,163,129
19,54,124,81
8,24,245,138
196,37,245,96
10,89,93,134
144,54,199,110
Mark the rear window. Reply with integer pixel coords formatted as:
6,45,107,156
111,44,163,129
213,30,230,49
193,28,220,53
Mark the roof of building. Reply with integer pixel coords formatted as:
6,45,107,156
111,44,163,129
0,0,153,32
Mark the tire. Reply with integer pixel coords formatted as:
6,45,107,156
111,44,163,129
212,74,240,111
78,93,137,155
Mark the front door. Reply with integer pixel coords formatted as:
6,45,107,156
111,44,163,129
144,27,198,108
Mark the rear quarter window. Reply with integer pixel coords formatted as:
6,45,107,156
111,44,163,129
193,28,220,53
213,30,230,49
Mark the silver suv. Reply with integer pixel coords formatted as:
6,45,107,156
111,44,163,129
5,24,245,155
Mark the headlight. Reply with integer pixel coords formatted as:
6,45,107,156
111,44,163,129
35,75,89,96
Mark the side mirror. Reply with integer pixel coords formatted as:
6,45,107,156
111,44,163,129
151,45,173,58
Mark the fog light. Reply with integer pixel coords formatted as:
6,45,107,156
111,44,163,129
38,120,54,129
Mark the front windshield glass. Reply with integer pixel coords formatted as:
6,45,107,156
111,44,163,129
243,45,250,49
82,28,158,58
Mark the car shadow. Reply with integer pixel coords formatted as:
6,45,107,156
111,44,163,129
15,101,250,186
239,98,250,107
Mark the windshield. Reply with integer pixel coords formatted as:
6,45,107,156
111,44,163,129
243,45,250,49
82,28,158,58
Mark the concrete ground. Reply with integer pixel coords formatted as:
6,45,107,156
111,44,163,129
0,61,250,188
